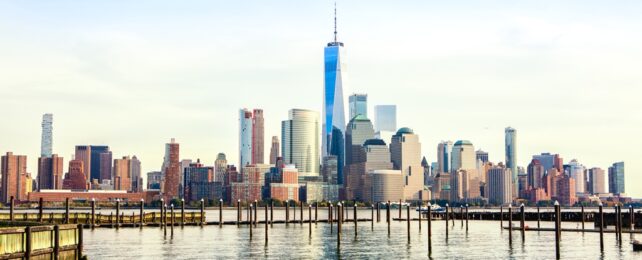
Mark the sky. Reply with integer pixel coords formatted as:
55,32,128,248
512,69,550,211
0,1,641,197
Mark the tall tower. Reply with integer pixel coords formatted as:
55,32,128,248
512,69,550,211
239,109,253,168
504,127,517,196
252,109,264,164
323,4,347,184
348,94,367,119
282,109,320,175
41,114,53,157
269,136,280,165
163,138,180,200
389,127,425,200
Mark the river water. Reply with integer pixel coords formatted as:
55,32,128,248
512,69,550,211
79,209,640,259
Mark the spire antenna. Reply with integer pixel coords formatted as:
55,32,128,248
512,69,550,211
334,2,337,43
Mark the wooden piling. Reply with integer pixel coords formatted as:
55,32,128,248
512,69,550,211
293,201,297,223
398,199,402,219
330,204,334,233
599,203,604,252
386,201,391,236
219,199,223,228
91,199,96,229
337,203,341,249
25,226,32,259
53,225,60,259
9,196,14,221
300,201,303,225
371,204,374,230
445,204,449,239
508,205,513,243
255,200,259,227
418,202,422,232
460,206,463,227
270,201,274,228
38,197,43,222
140,199,145,228
617,205,622,243
315,202,318,224
407,205,411,242
164,204,167,237
170,204,175,237
537,206,540,229
160,199,164,229
581,205,585,230
264,204,268,244
286,200,290,225
500,206,503,229
249,204,253,240
116,199,120,228
354,202,358,237
630,206,634,231
65,197,70,224
377,202,381,222
554,202,560,259
427,202,432,255
181,198,185,227
237,200,241,227
465,204,469,231
309,205,312,237
77,224,84,259
614,206,619,241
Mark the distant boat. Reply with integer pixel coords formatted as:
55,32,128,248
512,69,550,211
416,204,444,213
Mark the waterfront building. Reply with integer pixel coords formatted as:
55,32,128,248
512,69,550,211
527,159,545,189
183,160,222,203
268,165,299,202
63,159,87,190
504,127,518,195
322,155,339,184
588,167,606,194
322,11,347,188
1,152,29,202
252,109,265,164
89,146,109,184
113,156,131,191
390,127,425,200
567,159,586,194
41,113,53,157
543,168,561,199
344,114,375,167
437,141,453,174
269,136,279,165
162,138,180,200
147,171,162,190
369,170,403,203
450,169,481,202
74,145,111,184
475,150,489,163
346,139,393,201
239,109,253,168
231,164,271,202
37,154,63,190
281,109,320,175
130,156,142,192
214,153,227,183
99,151,112,183
556,174,577,206
74,146,91,183
374,105,397,132
451,140,476,172
348,93,368,119
486,165,512,205
305,182,339,203
608,162,625,195
532,153,564,174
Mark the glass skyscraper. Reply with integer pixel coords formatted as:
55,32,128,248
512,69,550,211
348,94,367,119
504,127,517,196
608,162,625,195
323,13,347,184
41,114,53,157
374,105,397,132
282,109,320,175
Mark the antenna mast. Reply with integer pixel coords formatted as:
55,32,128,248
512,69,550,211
334,2,337,43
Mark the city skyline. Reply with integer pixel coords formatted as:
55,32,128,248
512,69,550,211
0,1,640,197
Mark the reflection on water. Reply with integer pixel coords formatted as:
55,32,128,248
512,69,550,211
82,210,640,259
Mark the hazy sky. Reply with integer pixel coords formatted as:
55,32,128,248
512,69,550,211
1,1,640,197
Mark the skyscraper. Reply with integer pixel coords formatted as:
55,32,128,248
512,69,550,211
89,145,109,183
588,167,606,194
486,165,512,205
163,138,180,200
113,156,131,191
41,113,53,157
239,109,253,168
451,140,476,172
323,6,347,186
269,136,279,165
252,109,264,164
475,150,489,163
37,154,63,190
504,127,517,195
344,114,375,166
214,153,227,183
390,127,425,200
608,162,625,195
437,141,453,174
567,159,586,194
131,156,142,192
527,159,545,189
346,138,392,201
62,159,87,190
74,146,91,183
282,109,320,176
1,152,29,202
348,93,367,119
99,151,112,182
374,105,397,132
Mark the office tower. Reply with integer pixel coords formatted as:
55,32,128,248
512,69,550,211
74,146,91,182
1,152,29,202
322,155,339,184
486,165,512,205
556,174,577,206
588,167,606,194
282,109,320,175
567,159,586,194
348,93,368,119
437,141,453,174
369,170,404,203
268,165,300,202
608,162,625,195
374,105,397,132
390,127,425,200
476,150,489,163
231,164,271,202
41,113,53,157
62,159,87,190
147,171,162,190
99,151,112,182
346,139,393,201
113,156,132,191
504,127,517,195
322,7,347,187
37,154,63,190
527,159,545,189
130,156,142,192
344,115,375,166
239,109,253,168
214,153,227,183
179,159,193,199
252,109,264,164
162,138,180,200
450,168,481,202
451,140,476,172
89,146,109,183
183,160,221,203
532,153,563,173
269,136,279,165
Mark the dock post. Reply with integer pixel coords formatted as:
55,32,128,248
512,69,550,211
377,202,380,222
116,199,120,228
249,204,253,240
181,198,185,228
265,203,268,244
618,205,622,243
399,199,402,219
293,201,296,222
466,204,469,231
427,202,432,255
160,198,164,228
500,206,503,229
65,197,70,224
300,201,303,225
520,204,525,241
38,197,43,222
537,206,540,229
614,205,619,242
140,199,145,228
407,205,411,243
170,204,174,238
445,204,449,239
630,205,634,231
91,198,96,229
286,200,290,225
371,204,374,230
599,202,604,252
315,202,318,224
309,205,312,237
460,206,463,227
77,224,83,259
508,205,513,243
53,225,60,259
418,202,422,232
9,196,14,221
237,199,241,227
163,204,167,237
581,205,585,230
270,200,274,228
219,199,223,227
386,201,391,236
554,201,560,259
255,200,259,227
354,202,358,237
337,203,342,249
330,204,334,233
25,226,32,259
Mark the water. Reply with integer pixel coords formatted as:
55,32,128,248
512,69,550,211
80,209,641,259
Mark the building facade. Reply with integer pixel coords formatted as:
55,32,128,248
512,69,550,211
37,154,63,190
348,93,367,119
486,165,512,205
608,162,625,195
163,138,180,200
281,109,320,175
63,159,87,190
390,127,425,201
374,105,396,132
41,113,53,157
1,152,29,202
269,136,279,165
